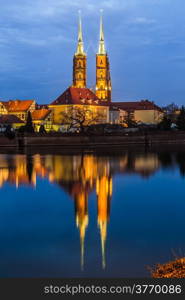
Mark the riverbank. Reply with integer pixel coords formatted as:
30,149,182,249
1,131,185,148
152,258,185,278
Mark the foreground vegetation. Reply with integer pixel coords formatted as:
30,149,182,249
152,258,185,278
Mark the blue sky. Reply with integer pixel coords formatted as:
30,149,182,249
0,0,185,106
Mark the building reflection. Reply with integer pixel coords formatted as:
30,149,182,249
0,155,36,188
0,150,184,269
97,175,112,269
75,189,88,270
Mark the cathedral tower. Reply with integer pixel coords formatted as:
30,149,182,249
96,14,112,102
73,12,87,88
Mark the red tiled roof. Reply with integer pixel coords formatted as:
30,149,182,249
7,100,35,112
0,114,24,124
112,100,163,112
50,87,108,106
31,109,51,121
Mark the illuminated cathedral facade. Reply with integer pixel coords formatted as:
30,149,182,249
49,13,163,128
0,13,164,132
73,13,112,101
48,13,112,130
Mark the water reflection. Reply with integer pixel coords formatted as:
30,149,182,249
1,150,185,189
0,150,185,273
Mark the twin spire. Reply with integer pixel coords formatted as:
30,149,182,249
76,11,85,55
76,11,106,55
98,14,106,55
74,11,111,100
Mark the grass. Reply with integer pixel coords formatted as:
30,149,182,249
151,258,185,278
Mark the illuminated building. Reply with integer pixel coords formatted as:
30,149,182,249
73,12,87,89
111,100,163,125
96,14,112,102
75,191,89,270
0,14,165,130
31,109,52,132
49,13,110,129
3,100,36,121
96,174,112,269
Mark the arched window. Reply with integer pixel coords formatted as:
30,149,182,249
100,71,103,78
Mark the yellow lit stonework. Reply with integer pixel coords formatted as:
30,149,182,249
32,116,52,132
0,102,8,115
73,55,87,88
9,101,36,122
96,15,112,102
73,13,86,89
96,54,112,102
48,104,109,128
134,110,163,124
12,122,25,130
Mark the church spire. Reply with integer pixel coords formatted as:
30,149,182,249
76,10,85,55
73,11,87,88
98,11,106,55
96,12,112,101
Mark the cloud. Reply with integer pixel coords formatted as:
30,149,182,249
131,17,156,25
0,0,160,23
0,0,185,104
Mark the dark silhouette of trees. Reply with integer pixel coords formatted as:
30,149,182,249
4,125,15,139
124,112,137,128
176,106,185,130
157,152,174,168
26,155,33,183
25,111,34,133
18,111,34,134
163,103,178,115
39,124,46,133
176,152,185,177
158,115,172,130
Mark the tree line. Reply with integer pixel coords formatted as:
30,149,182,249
159,104,185,130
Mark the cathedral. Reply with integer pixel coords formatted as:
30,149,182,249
49,13,112,130
49,13,163,130
73,13,111,100
0,13,164,132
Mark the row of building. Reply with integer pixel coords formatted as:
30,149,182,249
0,15,164,132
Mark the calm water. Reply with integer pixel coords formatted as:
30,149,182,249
0,148,185,278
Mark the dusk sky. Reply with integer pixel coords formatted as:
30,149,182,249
0,0,185,106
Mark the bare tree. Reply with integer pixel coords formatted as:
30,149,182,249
60,106,105,133
124,111,137,128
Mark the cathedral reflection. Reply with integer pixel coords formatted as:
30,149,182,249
0,151,184,269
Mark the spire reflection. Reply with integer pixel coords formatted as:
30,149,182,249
0,150,178,270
